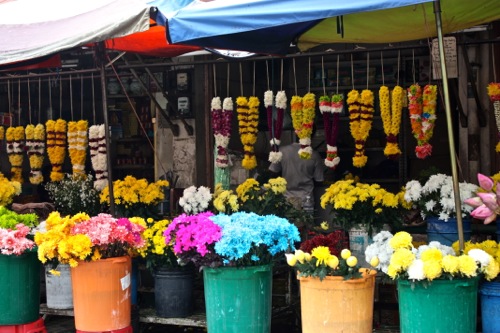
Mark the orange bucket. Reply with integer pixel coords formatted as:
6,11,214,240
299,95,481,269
298,269,377,333
71,256,132,332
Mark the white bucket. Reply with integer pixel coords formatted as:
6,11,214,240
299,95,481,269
45,264,73,309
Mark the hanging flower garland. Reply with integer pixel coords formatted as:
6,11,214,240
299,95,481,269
379,85,404,160
46,119,67,182
347,89,374,168
291,93,315,159
25,124,45,185
211,97,233,168
0,126,4,141
67,120,88,177
6,126,25,183
408,84,437,159
266,90,286,163
89,124,108,191
487,83,500,152
320,94,343,169
237,96,259,170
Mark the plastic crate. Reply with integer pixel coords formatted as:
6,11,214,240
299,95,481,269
0,317,46,333
76,326,132,333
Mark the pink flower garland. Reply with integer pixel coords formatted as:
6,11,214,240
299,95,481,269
266,90,286,163
211,97,233,168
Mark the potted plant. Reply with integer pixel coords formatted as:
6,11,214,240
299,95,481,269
365,230,499,333
404,173,478,245
135,217,194,318
36,211,145,332
164,211,300,333
0,207,39,325
99,175,169,219
285,230,376,333
320,178,409,265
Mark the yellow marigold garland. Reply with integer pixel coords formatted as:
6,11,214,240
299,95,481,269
0,126,4,140
46,119,67,182
347,89,374,168
25,124,46,185
6,126,25,183
237,96,259,170
379,86,404,159
487,83,500,152
291,93,316,159
68,120,88,177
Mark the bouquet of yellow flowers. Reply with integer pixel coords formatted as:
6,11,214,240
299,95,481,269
100,176,169,218
0,173,21,207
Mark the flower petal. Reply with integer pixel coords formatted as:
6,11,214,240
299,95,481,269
478,173,495,192
464,197,483,208
470,204,495,220
477,192,499,212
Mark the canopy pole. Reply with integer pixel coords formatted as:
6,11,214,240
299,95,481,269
97,42,115,216
433,0,464,251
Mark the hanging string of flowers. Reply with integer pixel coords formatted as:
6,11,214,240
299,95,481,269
6,126,25,183
320,94,343,169
46,119,67,182
25,124,45,185
266,90,286,163
211,97,233,168
89,124,108,191
291,93,316,159
0,127,4,141
487,83,500,152
237,96,259,170
347,89,374,168
408,84,437,159
379,85,404,159
67,120,88,177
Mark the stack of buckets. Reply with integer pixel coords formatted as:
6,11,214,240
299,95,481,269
0,251,46,333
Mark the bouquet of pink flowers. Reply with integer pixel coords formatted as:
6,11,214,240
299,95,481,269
0,224,36,255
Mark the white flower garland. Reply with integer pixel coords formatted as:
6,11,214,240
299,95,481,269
89,124,108,191
267,91,286,163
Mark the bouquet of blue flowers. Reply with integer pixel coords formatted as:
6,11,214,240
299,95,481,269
164,211,300,268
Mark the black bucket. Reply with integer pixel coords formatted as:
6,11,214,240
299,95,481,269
154,268,194,318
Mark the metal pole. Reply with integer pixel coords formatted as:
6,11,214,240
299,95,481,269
97,43,116,216
433,0,464,251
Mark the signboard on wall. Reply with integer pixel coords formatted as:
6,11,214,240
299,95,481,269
432,36,458,80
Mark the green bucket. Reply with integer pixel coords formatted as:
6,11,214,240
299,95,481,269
0,251,41,325
203,264,272,333
397,278,478,333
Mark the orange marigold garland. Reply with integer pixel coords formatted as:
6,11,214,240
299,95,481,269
68,120,88,177
237,96,259,170
347,89,374,168
408,84,437,159
25,124,45,185
487,83,500,152
6,126,25,183
379,85,404,159
46,119,67,182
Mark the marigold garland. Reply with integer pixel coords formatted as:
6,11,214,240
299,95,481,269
408,84,437,159
237,96,259,170
0,126,4,140
6,126,25,183
319,94,342,169
89,124,108,191
266,90,286,163
291,93,316,159
487,83,500,152
380,86,404,159
46,119,67,182
25,124,45,185
211,97,233,168
347,89,374,168
67,120,88,177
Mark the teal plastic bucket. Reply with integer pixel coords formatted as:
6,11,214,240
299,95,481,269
426,217,471,246
480,281,500,333
203,264,273,333
0,251,41,325
397,278,478,333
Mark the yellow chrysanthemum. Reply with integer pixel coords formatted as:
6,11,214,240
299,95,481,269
389,231,413,250
442,255,460,274
423,260,442,281
311,246,332,267
420,248,443,262
458,255,478,277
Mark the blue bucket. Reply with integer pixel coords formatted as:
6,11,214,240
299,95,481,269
426,217,471,246
480,282,500,333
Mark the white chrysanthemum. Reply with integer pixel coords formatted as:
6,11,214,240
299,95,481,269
275,91,287,109
365,231,394,274
468,249,491,268
264,90,274,108
223,97,233,110
404,180,422,202
211,97,222,110
407,259,425,280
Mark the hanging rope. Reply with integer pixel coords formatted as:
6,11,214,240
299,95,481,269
70,74,74,121
366,52,370,89
7,80,11,117
412,49,416,84
350,54,355,90
381,52,385,86
59,76,62,119
266,60,270,91
17,79,20,125
293,58,297,95
48,78,52,120
38,78,41,122
336,55,340,95
28,78,31,124
80,75,84,119
239,63,243,96
308,57,311,92
227,63,230,97
493,43,498,83
252,62,256,96
322,56,326,96
280,59,283,91
397,50,401,86
91,73,96,124
213,64,217,97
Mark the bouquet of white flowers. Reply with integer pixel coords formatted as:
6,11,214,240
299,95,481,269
178,186,213,215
